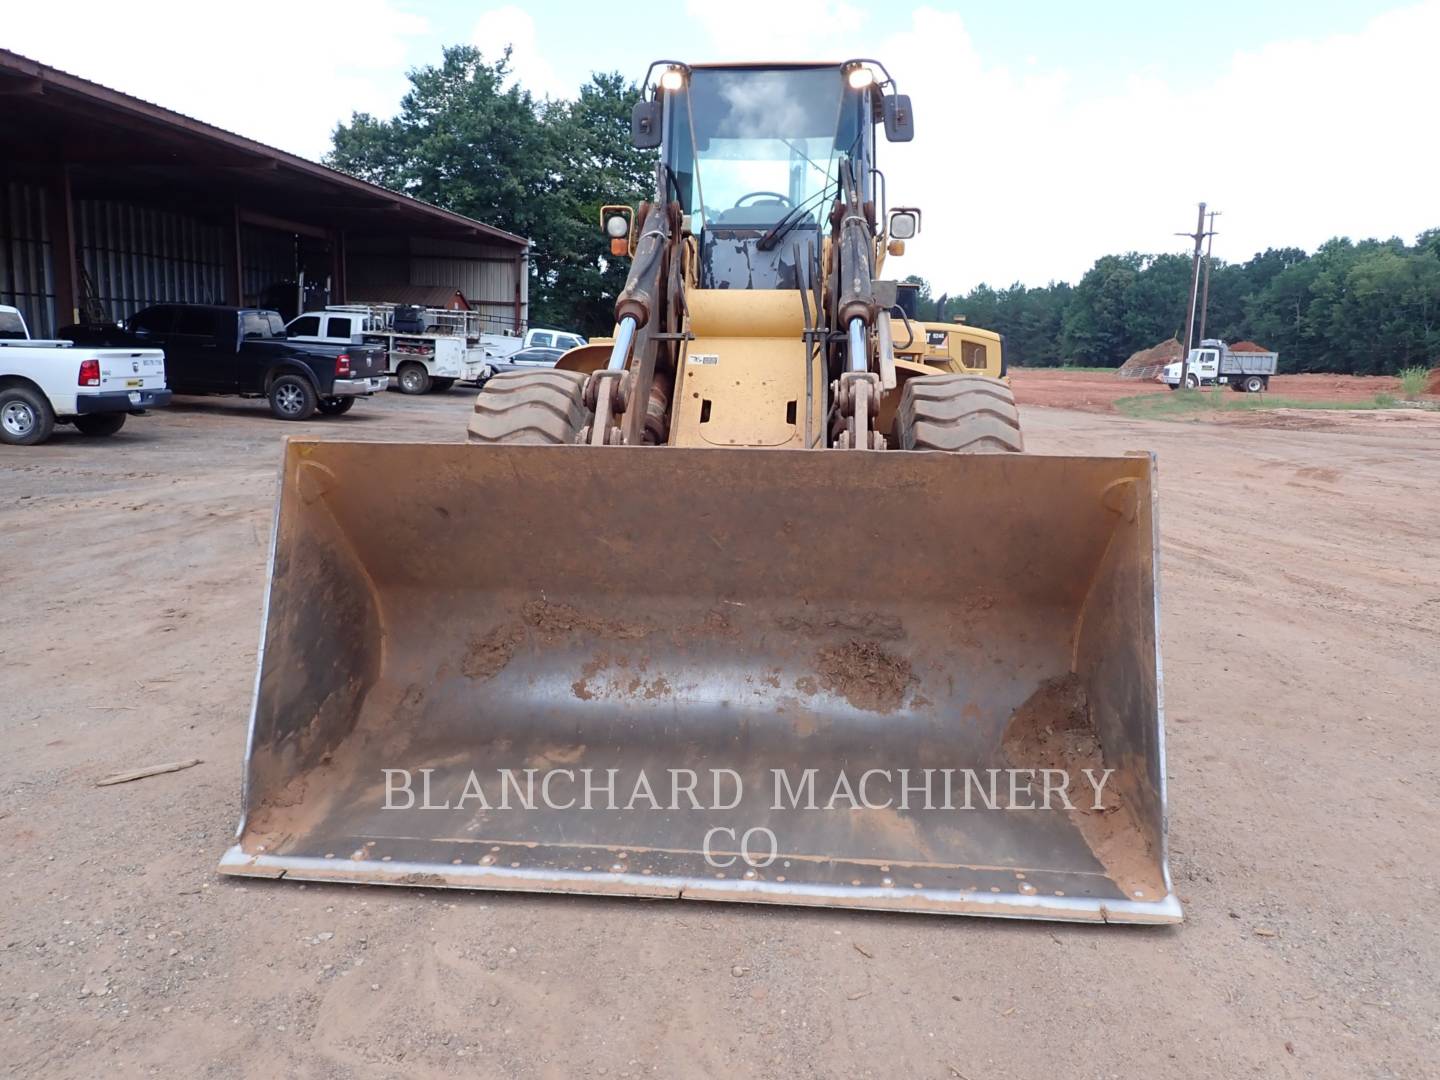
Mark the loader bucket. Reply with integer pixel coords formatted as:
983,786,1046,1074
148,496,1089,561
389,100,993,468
219,440,1181,925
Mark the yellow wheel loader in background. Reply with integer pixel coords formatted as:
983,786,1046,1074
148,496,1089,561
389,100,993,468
221,60,1181,924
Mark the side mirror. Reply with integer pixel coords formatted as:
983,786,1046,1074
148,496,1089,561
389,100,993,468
888,207,921,239
883,93,914,142
631,100,662,150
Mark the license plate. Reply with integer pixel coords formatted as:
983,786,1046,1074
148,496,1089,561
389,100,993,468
126,378,143,388
128,391,142,404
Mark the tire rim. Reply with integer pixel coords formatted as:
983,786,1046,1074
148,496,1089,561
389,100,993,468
401,369,421,391
1247,378,1262,392
2,401,36,437
275,384,305,415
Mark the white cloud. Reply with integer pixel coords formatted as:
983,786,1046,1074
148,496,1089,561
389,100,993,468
472,6,573,100
3,0,429,160
682,0,865,57
684,1,1440,291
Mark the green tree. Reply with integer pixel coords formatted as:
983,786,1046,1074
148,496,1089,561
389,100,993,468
328,47,652,334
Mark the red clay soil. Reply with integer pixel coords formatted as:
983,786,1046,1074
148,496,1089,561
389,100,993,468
1428,367,1440,395
1226,340,1271,353
1010,367,1423,413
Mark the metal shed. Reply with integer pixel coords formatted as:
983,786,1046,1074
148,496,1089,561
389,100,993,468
0,49,529,338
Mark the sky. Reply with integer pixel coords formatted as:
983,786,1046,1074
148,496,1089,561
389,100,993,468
7,0,1438,292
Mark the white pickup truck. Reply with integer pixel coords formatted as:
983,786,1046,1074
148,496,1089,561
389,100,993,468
0,305,171,445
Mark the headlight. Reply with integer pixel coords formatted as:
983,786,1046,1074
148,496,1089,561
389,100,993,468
659,67,685,91
847,66,875,89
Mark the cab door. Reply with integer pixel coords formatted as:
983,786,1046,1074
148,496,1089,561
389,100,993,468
169,307,236,391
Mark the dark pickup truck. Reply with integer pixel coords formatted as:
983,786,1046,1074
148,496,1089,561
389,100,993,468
64,304,387,420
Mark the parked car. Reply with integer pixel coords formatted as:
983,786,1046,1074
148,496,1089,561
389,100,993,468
480,346,565,383
63,304,386,420
483,326,587,364
0,304,170,446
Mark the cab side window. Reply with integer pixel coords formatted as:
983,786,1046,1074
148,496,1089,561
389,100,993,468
530,331,555,348
241,312,271,339
327,317,352,339
129,306,175,335
174,308,216,337
289,315,321,337
960,341,988,369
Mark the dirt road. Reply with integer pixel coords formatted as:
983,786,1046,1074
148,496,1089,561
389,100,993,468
3,390,1437,1078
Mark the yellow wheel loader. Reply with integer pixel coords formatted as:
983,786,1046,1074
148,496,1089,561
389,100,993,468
221,60,1180,924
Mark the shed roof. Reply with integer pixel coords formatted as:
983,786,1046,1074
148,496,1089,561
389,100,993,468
0,49,527,250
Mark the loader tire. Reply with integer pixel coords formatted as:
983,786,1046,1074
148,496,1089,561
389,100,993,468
467,369,591,444
893,374,1023,453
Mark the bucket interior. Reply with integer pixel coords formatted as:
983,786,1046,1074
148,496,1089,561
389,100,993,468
224,441,1177,923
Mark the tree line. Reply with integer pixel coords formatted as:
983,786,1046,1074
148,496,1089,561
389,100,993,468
328,47,1438,373
909,232,1440,374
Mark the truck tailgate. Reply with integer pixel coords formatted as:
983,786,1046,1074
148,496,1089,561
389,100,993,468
349,345,386,379
95,349,167,391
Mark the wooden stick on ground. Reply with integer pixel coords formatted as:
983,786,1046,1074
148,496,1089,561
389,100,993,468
96,759,202,787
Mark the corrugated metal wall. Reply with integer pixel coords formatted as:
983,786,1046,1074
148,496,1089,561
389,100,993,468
0,181,56,337
409,255,524,332
75,200,227,323
240,226,298,308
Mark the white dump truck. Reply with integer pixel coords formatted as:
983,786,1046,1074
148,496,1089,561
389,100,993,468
1159,338,1279,392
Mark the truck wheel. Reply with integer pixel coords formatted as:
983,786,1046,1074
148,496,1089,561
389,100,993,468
268,375,318,421
892,374,1023,453
1184,373,1200,389
74,413,127,437
431,378,456,392
468,369,591,444
397,362,432,395
317,396,355,416
1243,375,1266,393
0,385,55,446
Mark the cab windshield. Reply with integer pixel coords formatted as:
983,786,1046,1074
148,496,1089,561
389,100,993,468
667,66,864,230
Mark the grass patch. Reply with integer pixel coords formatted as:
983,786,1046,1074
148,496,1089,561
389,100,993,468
1398,365,1429,399
1115,389,1392,420
1374,392,1397,408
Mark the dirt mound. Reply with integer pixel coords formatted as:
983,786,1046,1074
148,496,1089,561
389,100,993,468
1227,340,1271,354
1117,338,1182,380
1428,367,1440,395
816,639,914,713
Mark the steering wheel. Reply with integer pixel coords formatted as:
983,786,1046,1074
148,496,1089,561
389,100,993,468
734,191,792,208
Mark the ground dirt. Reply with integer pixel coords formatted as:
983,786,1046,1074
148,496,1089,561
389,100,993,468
2,387,1439,1078
1010,366,1438,413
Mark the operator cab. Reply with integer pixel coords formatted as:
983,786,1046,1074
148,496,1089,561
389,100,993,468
631,62,913,291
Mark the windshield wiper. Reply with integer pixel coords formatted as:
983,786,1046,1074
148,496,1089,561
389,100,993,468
757,180,836,252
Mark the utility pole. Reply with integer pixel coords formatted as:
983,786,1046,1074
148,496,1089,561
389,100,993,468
1176,203,1217,389
1197,209,1221,344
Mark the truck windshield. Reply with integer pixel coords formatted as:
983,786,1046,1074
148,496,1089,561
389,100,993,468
667,66,863,230
0,311,26,340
